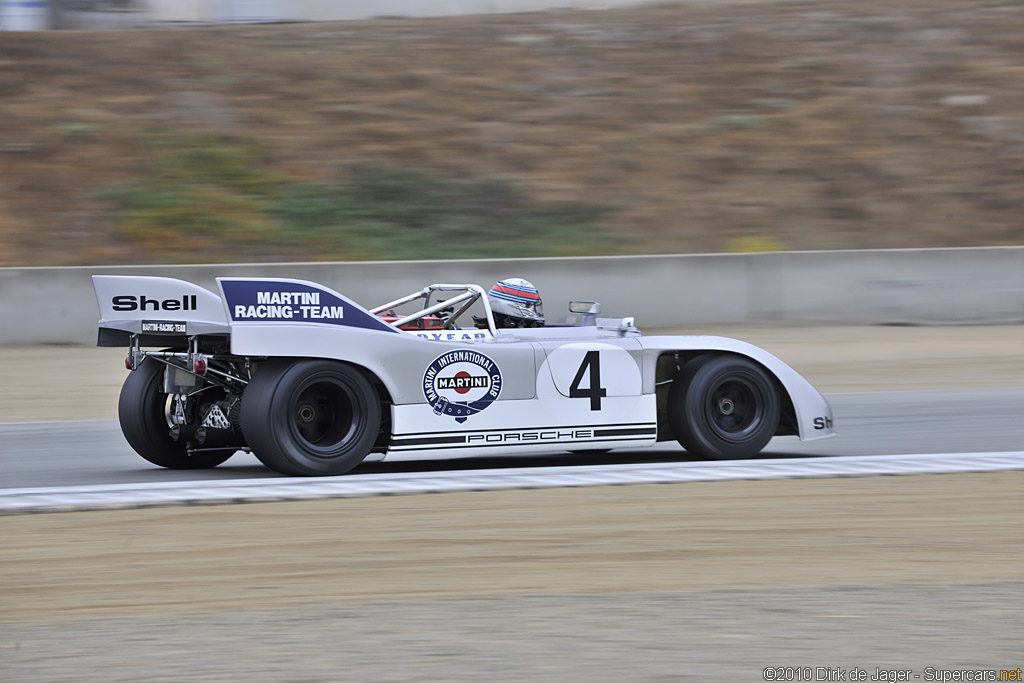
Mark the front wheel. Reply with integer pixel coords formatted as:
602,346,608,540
667,354,780,460
240,359,382,476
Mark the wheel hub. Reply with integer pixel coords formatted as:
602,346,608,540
297,404,317,424
708,377,763,439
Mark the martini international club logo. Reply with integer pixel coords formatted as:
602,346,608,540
423,350,502,423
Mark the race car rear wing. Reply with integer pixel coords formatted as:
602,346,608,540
93,275,231,347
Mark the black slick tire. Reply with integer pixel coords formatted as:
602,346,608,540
118,357,235,469
240,359,381,476
667,354,780,460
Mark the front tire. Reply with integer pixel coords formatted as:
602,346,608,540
667,354,780,460
240,359,382,476
119,358,235,469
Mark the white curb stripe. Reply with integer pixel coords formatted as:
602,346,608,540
2,451,1023,514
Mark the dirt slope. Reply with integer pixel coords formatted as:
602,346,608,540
1,0,1023,265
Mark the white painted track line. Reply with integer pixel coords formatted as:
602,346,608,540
2,451,1023,515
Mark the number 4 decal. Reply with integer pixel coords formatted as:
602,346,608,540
569,350,608,411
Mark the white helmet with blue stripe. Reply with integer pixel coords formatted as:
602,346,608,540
488,278,544,328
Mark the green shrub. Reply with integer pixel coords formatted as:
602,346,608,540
103,137,620,262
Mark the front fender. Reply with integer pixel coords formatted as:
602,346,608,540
639,335,834,441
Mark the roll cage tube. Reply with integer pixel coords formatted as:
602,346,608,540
369,284,498,336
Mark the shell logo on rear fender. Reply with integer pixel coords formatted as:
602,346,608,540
422,351,502,423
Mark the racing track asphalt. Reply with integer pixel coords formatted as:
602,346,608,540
2,389,1023,489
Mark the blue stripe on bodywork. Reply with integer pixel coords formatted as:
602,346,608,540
220,279,398,332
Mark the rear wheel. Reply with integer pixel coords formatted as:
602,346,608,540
118,357,235,469
240,359,381,476
667,354,780,460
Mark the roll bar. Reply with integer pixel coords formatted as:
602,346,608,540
369,284,498,336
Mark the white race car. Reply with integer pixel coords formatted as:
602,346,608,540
93,275,834,476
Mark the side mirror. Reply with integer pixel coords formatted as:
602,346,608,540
569,301,601,326
568,301,601,315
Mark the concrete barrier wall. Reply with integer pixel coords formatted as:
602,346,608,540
287,0,677,23
42,0,682,30
1,248,1022,345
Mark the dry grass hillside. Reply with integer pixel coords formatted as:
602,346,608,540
1,0,1023,265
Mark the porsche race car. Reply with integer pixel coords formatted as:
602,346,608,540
93,275,835,476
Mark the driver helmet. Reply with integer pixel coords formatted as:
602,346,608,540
488,278,544,328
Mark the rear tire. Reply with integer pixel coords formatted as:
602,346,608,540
240,359,381,476
667,354,780,460
118,358,235,469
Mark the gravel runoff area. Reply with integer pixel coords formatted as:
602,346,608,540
1,325,1022,681
3,584,1023,682
2,476,1023,681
